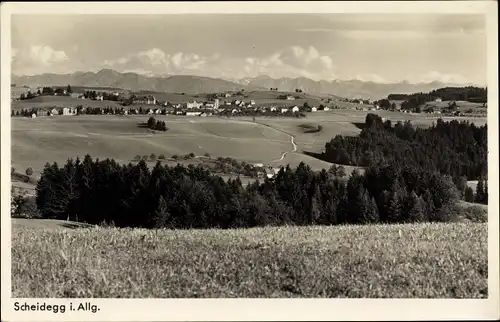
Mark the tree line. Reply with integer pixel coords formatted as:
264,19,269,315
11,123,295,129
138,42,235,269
35,155,465,229
11,106,163,117
387,86,487,104
322,114,488,204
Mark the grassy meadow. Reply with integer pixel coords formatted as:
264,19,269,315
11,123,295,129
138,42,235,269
11,95,124,110
11,219,487,298
13,106,486,179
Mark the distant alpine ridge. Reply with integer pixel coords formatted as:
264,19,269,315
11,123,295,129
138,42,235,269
11,69,477,99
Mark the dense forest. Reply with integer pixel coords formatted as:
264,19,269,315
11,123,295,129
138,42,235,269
323,114,488,203
34,154,473,229
387,86,488,104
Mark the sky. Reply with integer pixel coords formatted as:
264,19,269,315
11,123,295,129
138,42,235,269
11,14,487,84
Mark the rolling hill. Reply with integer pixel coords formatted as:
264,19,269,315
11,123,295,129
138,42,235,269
12,69,478,99
12,69,263,94
233,75,480,100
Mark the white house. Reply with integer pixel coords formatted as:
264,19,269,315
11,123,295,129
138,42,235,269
187,101,203,109
250,100,256,105
51,108,59,116
148,109,154,115
176,111,185,115
231,108,239,114
225,93,232,98
270,106,277,112
96,95,104,101
281,108,289,113
214,99,220,109
62,107,76,115
435,97,443,102
186,111,202,116
311,107,317,112
31,113,37,119
286,95,295,100
155,109,162,114
291,106,300,113
265,167,280,179
324,107,330,111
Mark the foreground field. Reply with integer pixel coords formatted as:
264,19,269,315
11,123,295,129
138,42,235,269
11,219,487,298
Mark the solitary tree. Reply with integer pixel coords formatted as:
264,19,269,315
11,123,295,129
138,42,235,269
25,167,33,177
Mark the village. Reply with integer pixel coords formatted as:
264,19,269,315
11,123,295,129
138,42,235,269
11,84,482,119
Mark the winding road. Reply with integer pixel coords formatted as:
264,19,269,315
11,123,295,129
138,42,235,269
224,117,298,163
273,134,297,162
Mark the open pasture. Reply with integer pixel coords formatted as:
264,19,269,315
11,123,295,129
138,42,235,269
11,115,295,177
12,109,486,179
11,96,124,110
11,219,487,298
232,109,485,153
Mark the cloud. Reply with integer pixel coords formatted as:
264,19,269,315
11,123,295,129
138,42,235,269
11,45,70,75
413,71,472,84
99,46,336,80
103,48,214,75
12,45,68,66
242,46,336,80
353,74,389,83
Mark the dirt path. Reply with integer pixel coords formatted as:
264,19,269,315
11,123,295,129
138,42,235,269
221,117,298,163
273,135,297,162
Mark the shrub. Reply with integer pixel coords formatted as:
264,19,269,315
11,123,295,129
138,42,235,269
204,153,211,158
189,152,196,158
142,155,149,161
158,154,166,160
337,166,346,178
134,155,142,161
12,195,40,219
465,205,488,223
172,155,180,160
426,204,457,223
150,153,157,161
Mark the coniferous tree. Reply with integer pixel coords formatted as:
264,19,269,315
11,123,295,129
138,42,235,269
475,178,485,203
153,195,171,228
464,186,475,203
387,181,404,223
406,191,425,223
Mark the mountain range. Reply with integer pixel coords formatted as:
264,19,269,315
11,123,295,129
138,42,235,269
11,69,478,100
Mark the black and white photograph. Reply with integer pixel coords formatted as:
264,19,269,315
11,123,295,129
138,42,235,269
1,1,498,321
